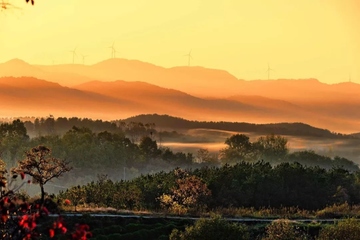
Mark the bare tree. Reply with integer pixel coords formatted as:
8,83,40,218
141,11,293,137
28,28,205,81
12,145,72,205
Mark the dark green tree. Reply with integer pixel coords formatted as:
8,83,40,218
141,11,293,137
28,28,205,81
0,120,29,165
64,185,86,211
220,134,254,163
253,134,288,163
139,136,160,161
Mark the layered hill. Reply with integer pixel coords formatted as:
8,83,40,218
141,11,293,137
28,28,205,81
0,76,328,127
0,77,148,119
2,58,360,99
0,59,95,87
123,114,352,138
73,80,324,125
0,59,359,133
33,59,241,98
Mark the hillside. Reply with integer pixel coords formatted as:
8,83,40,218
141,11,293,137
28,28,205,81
0,76,357,132
0,77,148,119
123,114,351,138
3,58,360,100
0,59,95,87
74,80,346,129
0,59,360,132
35,58,242,97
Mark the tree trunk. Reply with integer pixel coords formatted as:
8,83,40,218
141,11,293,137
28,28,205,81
40,184,45,206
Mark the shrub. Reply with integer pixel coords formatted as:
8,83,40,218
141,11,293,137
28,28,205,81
262,219,311,240
317,218,360,240
169,215,249,240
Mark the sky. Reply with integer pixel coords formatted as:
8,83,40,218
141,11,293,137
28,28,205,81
1,0,359,84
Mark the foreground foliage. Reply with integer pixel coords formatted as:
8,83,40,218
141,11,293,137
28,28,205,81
0,148,90,239
12,145,72,205
262,219,310,240
169,215,250,240
59,161,360,213
317,218,360,240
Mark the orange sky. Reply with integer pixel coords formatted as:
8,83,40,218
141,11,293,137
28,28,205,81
1,0,359,84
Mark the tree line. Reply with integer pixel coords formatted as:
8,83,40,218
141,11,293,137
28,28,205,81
10,115,354,139
0,120,357,183
59,161,360,212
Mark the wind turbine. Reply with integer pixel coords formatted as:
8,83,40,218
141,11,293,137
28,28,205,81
80,53,88,65
184,49,193,66
349,72,352,83
108,42,118,58
113,48,119,58
70,47,77,64
266,63,275,80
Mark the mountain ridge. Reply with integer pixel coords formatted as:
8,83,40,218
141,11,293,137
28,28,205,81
123,114,352,138
0,59,359,133
6,58,359,98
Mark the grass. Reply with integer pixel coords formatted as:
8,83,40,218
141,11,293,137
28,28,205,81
58,203,360,221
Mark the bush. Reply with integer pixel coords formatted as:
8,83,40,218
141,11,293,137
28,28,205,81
317,218,360,240
262,219,310,240
315,202,357,219
169,215,249,240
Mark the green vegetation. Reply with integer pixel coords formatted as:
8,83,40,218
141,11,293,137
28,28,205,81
1,117,360,239
57,161,360,213
317,218,360,240
169,215,250,240
27,215,360,240
262,219,310,240
0,117,355,174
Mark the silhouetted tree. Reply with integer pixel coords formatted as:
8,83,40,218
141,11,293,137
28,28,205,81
253,134,288,162
12,145,72,205
139,136,160,161
220,134,254,163
196,148,218,164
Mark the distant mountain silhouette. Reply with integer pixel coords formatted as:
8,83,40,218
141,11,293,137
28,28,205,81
0,77,149,119
123,114,352,138
4,58,359,100
0,76,341,131
33,58,241,97
0,59,95,86
235,78,360,102
0,59,47,78
1,59,360,132
74,80,359,133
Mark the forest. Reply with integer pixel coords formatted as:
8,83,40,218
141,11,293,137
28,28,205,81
1,117,360,239
0,117,358,180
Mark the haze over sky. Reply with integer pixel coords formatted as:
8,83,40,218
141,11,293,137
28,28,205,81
1,0,359,84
